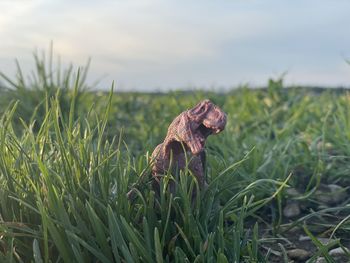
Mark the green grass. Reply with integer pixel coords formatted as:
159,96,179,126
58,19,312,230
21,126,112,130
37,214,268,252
0,53,350,262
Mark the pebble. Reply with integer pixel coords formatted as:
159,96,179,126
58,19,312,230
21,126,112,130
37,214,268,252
315,257,326,263
286,187,300,197
304,246,350,263
329,247,349,256
287,248,311,261
298,236,335,245
314,184,347,205
315,247,350,263
283,201,301,218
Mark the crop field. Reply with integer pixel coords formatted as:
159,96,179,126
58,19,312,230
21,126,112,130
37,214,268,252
0,56,350,262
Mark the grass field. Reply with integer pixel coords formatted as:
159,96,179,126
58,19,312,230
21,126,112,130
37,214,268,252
0,54,350,262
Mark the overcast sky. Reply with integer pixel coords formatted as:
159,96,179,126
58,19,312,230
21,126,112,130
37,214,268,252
1,0,350,91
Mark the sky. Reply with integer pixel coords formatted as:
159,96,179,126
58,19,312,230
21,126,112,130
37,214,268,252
0,0,350,91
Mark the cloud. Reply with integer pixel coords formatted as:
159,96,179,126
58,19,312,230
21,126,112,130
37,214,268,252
0,0,350,90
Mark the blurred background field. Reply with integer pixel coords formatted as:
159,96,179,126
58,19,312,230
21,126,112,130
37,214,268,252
0,53,349,262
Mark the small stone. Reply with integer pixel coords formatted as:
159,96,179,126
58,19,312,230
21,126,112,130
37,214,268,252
317,237,333,245
329,247,349,256
286,187,300,197
283,202,301,218
299,235,308,241
314,184,347,205
328,184,347,203
287,248,311,261
298,236,335,245
315,257,326,263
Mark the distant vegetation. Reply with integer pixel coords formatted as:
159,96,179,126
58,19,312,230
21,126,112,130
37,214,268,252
0,53,349,262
